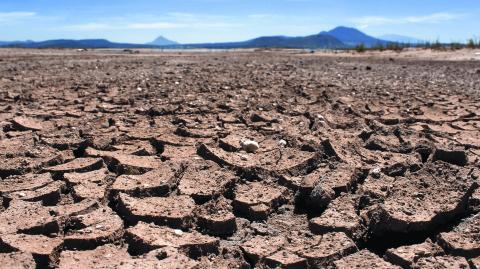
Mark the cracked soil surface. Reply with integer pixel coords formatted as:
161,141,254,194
0,48,479,268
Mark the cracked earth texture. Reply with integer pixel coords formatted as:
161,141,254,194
0,48,479,268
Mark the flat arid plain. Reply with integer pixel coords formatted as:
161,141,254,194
0,48,480,268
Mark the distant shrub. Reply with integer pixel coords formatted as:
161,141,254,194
450,42,463,50
372,43,385,51
467,38,476,49
431,39,444,50
386,42,403,52
355,43,366,53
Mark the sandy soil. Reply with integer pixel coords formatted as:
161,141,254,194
0,48,479,268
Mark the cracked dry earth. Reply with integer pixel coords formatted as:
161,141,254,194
0,48,479,269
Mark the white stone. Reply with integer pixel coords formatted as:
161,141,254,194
241,140,259,153
278,139,287,147
371,167,382,178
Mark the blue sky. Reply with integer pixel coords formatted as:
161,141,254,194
0,0,478,43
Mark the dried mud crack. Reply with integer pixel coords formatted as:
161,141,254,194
0,48,479,268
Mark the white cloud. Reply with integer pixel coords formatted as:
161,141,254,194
0,11,36,22
352,12,465,29
65,23,111,30
405,13,462,23
127,22,186,29
248,14,278,19
62,12,243,31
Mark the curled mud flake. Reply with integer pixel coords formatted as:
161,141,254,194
364,162,477,237
309,194,365,240
334,250,401,269
384,239,444,268
11,117,43,131
233,181,287,221
117,193,196,229
63,207,124,250
412,255,470,269
44,157,104,174
125,221,219,257
111,165,177,198
437,213,480,258
0,234,63,268
0,252,36,269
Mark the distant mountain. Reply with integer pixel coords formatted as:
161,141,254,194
245,34,343,49
322,26,388,47
147,36,178,46
0,39,158,49
0,27,413,49
0,40,35,46
378,34,425,44
179,33,344,49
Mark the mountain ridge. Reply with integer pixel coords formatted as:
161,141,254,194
147,36,178,46
322,26,387,46
0,27,398,49
181,33,344,49
0,39,159,49
378,34,426,44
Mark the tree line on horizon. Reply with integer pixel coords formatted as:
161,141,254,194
355,37,480,53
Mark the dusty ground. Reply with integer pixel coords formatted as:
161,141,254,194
0,48,479,268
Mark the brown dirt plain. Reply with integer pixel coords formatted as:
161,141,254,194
0,48,479,268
